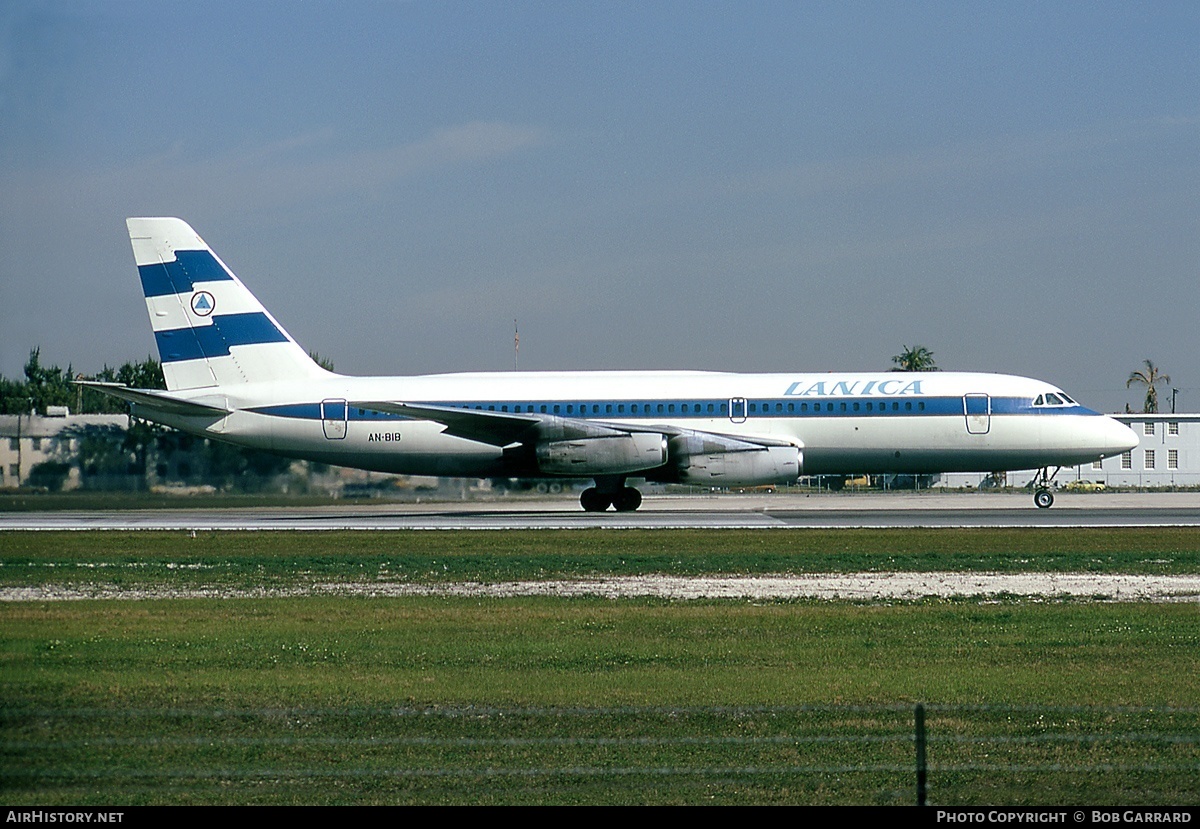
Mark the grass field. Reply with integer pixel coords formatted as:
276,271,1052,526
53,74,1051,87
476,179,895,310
2,528,1198,805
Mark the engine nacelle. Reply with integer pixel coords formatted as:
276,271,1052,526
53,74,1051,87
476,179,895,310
675,445,802,487
536,433,668,475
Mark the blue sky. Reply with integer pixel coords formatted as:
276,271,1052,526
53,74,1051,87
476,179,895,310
1,0,1196,412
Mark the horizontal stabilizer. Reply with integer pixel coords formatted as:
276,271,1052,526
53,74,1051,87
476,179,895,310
76,381,230,417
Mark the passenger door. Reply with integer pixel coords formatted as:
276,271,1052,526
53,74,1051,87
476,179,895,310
321,398,348,440
963,394,990,435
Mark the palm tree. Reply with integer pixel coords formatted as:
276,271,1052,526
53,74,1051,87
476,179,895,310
1126,359,1170,413
890,345,939,372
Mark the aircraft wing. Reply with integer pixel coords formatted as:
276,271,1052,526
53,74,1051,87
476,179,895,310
355,400,800,452
75,381,230,417
355,401,541,446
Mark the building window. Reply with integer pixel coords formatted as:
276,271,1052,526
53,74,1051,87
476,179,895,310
1144,422,1155,436
1121,452,1132,470
1144,450,1155,469
31,438,42,451
1169,422,1179,435
8,464,17,478
1168,449,1178,470
1092,460,1103,470
7,438,16,451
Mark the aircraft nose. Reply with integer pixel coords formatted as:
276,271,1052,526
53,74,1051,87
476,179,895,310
1102,417,1139,456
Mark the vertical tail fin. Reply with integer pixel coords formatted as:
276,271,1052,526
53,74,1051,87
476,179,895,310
127,217,331,391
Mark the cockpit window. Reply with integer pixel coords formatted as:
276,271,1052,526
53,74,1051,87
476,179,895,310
1034,391,1077,407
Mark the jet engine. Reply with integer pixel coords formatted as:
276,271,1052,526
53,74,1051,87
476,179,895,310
674,445,801,486
536,433,668,475
663,432,802,487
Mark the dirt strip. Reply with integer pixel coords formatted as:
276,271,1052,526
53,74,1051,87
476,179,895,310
4,572,1199,602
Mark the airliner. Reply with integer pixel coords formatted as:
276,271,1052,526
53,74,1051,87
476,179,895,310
82,218,1138,511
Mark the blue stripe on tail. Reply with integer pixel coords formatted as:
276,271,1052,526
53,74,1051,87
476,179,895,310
154,312,289,363
138,250,234,298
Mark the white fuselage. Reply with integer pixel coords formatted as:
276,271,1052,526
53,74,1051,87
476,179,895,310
134,369,1138,480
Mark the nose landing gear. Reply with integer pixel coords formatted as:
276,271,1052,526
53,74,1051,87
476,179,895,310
1032,466,1060,509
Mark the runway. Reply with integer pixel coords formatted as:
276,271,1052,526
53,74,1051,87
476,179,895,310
2,492,1198,530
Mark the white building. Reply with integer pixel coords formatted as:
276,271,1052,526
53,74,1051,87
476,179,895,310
940,414,1200,489
0,410,129,490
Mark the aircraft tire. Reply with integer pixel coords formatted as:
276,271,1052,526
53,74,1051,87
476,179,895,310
1034,488,1054,509
612,487,643,512
580,488,612,512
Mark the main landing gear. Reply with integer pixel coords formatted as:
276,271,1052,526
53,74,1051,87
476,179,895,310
1032,466,1060,509
580,478,643,512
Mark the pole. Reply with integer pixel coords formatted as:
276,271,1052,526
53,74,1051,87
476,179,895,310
915,703,927,806
15,410,21,486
